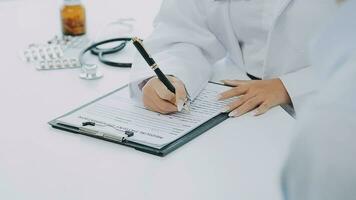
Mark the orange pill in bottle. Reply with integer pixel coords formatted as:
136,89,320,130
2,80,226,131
60,0,86,36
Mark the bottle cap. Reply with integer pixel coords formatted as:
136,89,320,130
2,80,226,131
63,0,81,5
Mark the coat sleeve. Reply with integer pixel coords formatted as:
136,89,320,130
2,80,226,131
281,3,356,196
281,58,356,199
129,0,226,101
279,66,315,114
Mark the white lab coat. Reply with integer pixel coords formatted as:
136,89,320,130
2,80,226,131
129,0,337,114
282,0,356,199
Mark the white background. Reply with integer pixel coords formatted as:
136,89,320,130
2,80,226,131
0,0,295,199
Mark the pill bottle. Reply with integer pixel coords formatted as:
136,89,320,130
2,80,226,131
60,0,86,36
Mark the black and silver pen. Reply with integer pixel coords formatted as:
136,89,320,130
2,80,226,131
132,37,176,94
132,37,189,111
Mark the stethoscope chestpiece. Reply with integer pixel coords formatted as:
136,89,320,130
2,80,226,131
79,64,103,80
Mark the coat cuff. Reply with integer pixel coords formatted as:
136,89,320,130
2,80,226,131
279,66,316,114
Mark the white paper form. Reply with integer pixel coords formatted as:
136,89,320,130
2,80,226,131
58,83,235,149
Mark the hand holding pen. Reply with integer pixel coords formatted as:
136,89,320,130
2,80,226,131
132,37,189,113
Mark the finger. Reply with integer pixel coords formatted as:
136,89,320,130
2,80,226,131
221,93,256,113
144,90,177,114
254,101,273,116
221,80,250,87
154,81,176,103
143,93,159,112
229,96,263,117
218,85,248,100
145,101,172,114
143,97,160,113
151,92,178,114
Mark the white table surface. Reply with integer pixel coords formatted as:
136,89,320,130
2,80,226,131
0,1,296,199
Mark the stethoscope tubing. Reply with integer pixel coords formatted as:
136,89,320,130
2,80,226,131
80,37,133,68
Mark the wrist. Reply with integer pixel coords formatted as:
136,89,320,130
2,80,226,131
276,78,292,104
138,76,155,91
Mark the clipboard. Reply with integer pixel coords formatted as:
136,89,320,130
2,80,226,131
49,82,230,157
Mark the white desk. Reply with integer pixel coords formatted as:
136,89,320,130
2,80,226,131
0,1,295,199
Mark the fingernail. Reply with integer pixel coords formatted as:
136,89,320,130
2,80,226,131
253,109,260,116
221,106,230,113
228,111,238,117
177,100,184,112
217,94,223,101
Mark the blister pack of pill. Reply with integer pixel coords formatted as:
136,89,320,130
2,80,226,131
47,35,90,50
21,36,90,71
36,58,81,70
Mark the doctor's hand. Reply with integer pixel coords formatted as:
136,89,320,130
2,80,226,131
218,79,291,117
142,76,187,114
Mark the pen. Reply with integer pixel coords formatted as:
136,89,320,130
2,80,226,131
132,37,190,111
132,37,176,94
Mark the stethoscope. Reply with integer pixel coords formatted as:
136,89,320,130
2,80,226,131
78,17,138,79
79,37,134,79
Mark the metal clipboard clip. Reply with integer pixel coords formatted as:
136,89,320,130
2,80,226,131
80,121,134,143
